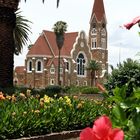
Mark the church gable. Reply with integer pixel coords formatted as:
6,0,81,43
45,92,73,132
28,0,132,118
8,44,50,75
71,31,92,61
27,32,53,57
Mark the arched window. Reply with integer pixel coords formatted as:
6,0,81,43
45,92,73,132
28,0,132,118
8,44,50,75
77,53,86,76
65,61,71,73
101,28,106,36
91,28,97,35
36,60,43,72
91,38,97,49
27,60,32,72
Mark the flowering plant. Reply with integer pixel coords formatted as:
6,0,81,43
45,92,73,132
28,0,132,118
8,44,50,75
80,115,124,140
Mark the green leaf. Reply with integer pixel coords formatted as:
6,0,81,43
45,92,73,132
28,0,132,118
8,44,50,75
112,105,127,125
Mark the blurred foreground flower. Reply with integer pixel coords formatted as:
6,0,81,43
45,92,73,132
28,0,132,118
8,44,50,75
80,115,124,140
124,16,140,30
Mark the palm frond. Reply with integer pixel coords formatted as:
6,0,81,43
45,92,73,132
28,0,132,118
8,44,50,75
24,0,60,7
14,10,32,55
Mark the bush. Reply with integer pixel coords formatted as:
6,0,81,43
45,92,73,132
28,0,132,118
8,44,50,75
81,87,100,94
45,85,62,97
105,58,140,96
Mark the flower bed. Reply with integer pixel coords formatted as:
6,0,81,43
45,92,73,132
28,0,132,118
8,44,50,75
0,91,109,139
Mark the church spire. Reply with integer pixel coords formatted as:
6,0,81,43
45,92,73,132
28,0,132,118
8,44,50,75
90,0,106,23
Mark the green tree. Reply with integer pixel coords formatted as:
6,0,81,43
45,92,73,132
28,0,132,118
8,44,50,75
105,58,140,95
53,21,67,85
0,0,60,88
86,60,101,87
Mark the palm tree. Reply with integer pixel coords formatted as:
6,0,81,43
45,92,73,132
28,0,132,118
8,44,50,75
53,21,67,85
14,10,32,55
0,0,60,88
86,60,101,86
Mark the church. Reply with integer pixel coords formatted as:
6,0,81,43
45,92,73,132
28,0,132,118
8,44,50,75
14,0,108,88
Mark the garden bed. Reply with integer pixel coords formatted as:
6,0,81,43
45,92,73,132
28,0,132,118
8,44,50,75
14,130,81,140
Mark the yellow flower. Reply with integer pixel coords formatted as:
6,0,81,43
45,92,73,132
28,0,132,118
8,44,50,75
26,89,31,97
40,101,44,107
11,95,16,102
34,110,40,113
58,108,62,112
20,93,26,99
23,111,27,115
59,97,63,101
66,98,71,105
12,112,16,116
77,103,83,109
6,95,12,100
44,95,53,103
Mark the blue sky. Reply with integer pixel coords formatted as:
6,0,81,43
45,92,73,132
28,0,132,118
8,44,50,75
15,0,140,69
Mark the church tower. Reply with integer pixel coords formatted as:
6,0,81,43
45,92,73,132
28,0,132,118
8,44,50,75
88,0,108,77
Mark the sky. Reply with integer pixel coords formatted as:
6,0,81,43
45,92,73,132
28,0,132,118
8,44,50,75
15,0,140,70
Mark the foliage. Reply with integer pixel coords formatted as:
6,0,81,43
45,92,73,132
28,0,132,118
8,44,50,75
105,58,140,96
14,10,32,55
24,0,60,8
86,60,101,86
53,21,67,36
0,92,108,139
45,85,62,97
105,85,140,140
81,87,100,94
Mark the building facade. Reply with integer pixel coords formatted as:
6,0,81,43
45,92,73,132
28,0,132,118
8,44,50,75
14,0,108,88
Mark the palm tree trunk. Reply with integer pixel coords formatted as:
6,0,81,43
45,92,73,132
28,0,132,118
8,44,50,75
91,71,96,87
0,7,16,88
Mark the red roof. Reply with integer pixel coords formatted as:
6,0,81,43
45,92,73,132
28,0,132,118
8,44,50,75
27,30,78,57
27,33,53,56
90,0,105,22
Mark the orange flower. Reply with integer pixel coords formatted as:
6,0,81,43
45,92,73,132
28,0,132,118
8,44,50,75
0,92,5,100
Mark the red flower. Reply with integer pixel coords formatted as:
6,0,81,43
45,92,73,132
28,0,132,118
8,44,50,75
124,16,140,30
80,115,124,140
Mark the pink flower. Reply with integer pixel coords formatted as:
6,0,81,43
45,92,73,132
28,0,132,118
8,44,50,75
124,16,140,30
80,115,124,140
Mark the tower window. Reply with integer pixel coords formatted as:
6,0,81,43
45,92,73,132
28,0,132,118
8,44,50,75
91,38,97,49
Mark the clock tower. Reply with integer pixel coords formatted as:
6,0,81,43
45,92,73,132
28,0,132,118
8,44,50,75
88,0,108,79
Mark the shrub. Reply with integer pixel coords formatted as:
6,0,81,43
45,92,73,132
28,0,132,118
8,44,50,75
105,58,140,96
45,85,62,97
81,87,100,94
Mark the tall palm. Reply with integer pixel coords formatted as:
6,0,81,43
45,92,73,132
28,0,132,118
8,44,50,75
53,21,67,85
0,0,60,88
86,60,101,86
